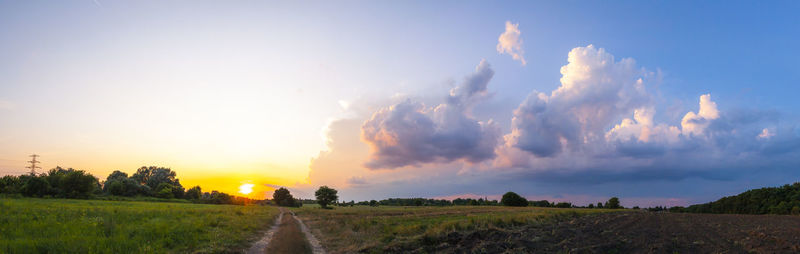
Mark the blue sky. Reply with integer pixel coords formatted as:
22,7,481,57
1,1,799,205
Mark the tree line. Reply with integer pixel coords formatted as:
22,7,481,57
2,167,636,210
677,182,800,215
501,192,623,209
0,166,254,205
278,190,625,209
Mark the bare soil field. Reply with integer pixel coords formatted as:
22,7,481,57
397,211,800,254
294,206,613,253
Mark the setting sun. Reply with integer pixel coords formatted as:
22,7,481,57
238,184,254,195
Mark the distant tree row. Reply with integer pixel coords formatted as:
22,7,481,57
529,199,576,208
351,197,500,207
499,192,623,209
370,198,458,206
451,197,500,206
0,167,99,198
328,192,625,209
679,182,800,215
0,166,253,205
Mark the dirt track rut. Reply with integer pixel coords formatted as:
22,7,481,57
247,208,325,254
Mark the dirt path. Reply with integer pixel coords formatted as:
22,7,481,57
291,210,325,254
246,209,284,254
247,208,325,254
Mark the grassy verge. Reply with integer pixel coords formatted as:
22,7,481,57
0,198,278,253
294,205,617,253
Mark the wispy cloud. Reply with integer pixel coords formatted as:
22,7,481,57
497,21,526,66
346,176,368,186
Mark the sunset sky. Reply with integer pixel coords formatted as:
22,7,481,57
1,1,799,207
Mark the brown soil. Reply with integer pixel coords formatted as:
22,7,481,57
265,210,313,254
386,211,800,254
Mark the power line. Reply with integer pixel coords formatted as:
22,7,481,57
26,154,41,175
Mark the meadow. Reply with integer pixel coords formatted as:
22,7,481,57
293,205,617,253
0,198,278,253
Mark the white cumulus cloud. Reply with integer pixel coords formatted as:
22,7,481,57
680,94,720,137
606,107,681,144
505,45,651,157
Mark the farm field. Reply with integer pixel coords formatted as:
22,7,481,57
295,206,800,253
0,198,278,253
293,205,617,253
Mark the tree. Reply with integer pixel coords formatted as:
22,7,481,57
171,184,185,199
185,186,202,200
106,180,125,196
530,200,552,207
204,190,233,204
606,197,622,209
131,166,182,190
273,187,297,207
501,192,528,207
61,170,99,198
31,167,98,198
130,166,185,198
156,183,175,199
21,176,50,197
555,202,573,208
103,171,143,197
314,186,338,209
106,170,129,182
1,175,23,194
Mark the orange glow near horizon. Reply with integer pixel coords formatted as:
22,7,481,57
0,149,312,200
178,169,302,199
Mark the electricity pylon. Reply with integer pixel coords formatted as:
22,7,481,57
26,154,41,175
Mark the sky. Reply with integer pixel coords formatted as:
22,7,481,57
1,1,799,207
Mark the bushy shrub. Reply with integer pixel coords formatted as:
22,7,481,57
501,192,528,207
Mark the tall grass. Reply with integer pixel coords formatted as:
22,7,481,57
294,206,617,253
0,198,278,253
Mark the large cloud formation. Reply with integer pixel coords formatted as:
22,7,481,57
497,21,526,66
361,60,501,169
305,41,800,206
505,45,651,157
499,44,800,179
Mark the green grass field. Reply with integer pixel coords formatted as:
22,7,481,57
293,205,617,253
0,198,278,253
